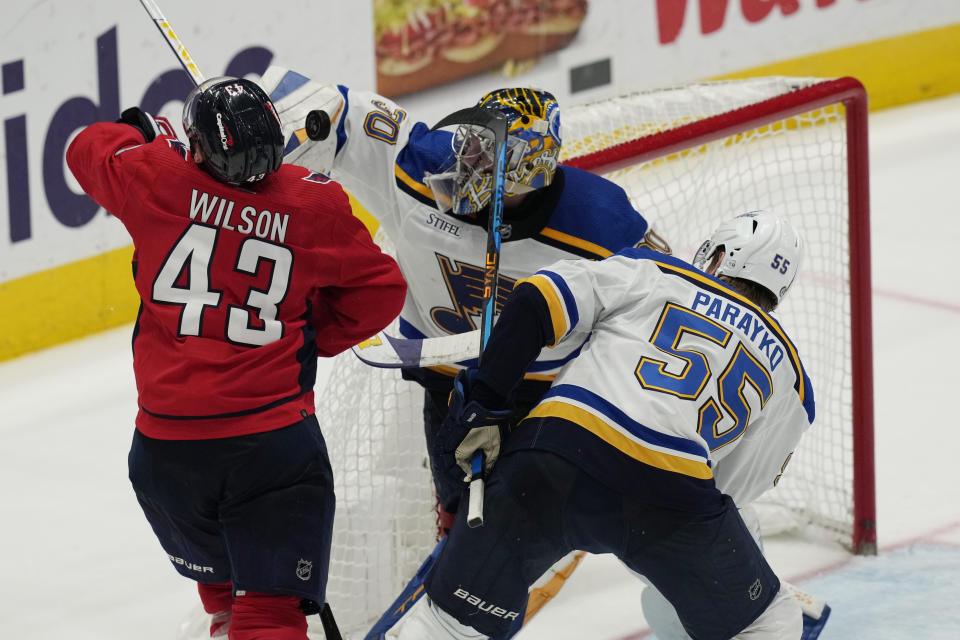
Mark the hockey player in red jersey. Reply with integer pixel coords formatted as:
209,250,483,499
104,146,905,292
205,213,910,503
66,76,405,640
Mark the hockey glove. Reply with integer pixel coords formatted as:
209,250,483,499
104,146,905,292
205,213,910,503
441,369,512,484
116,107,173,143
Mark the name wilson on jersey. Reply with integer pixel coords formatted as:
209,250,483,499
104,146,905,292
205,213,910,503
189,188,290,243
691,291,786,372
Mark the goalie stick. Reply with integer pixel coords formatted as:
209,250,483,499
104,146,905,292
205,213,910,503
430,105,510,529
136,3,345,638
305,102,508,524
351,330,481,369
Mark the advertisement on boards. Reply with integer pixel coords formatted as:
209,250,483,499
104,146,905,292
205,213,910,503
2,0,959,292
372,0,588,97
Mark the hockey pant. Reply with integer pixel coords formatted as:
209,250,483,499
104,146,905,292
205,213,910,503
129,416,336,639
424,449,787,640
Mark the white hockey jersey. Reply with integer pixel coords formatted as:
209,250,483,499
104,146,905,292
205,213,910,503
259,66,657,381
515,247,815,506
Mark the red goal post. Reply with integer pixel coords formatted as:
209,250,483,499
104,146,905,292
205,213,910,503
315,75,877,636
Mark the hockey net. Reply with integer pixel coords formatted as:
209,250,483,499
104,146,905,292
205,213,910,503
313,76,875,635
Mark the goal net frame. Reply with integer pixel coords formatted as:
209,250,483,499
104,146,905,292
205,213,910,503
560,76,875,555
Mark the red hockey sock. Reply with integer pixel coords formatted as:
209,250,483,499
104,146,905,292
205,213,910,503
229,592,308,640
198,582,234,637
437,505,456,537
198,582,234,614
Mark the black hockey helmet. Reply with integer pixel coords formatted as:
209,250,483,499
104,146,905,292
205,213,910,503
182,77,284,184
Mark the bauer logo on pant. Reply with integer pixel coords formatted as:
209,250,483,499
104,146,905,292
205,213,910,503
452,588,520,620
296,559,313,581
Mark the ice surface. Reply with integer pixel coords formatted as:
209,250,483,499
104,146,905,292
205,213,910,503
2,93,959,639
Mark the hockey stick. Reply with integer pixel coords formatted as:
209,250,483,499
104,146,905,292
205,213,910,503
351,330,481,369
431,106,509,528
319,602,344,640
138,0,205,86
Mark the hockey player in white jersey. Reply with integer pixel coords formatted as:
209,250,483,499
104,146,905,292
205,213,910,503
256,68,669,533
384,212,814,640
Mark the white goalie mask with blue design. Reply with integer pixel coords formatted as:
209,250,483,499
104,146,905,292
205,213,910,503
425,88,562,217
692,211,804,309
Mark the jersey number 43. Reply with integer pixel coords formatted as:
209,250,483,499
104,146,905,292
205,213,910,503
151,223,293,347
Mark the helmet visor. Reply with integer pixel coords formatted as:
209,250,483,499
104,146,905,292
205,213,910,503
425,123,498,217
692,239,726,275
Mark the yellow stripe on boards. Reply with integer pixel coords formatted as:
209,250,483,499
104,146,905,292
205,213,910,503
6,24,958,362
0,193,381,364
346,192,380,238
0,246,139,362
712,23,960,111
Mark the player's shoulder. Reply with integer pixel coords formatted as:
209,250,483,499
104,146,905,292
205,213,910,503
266,165,354,221
103,132,196,179
536,166,649,259
272,164,348,200
557,165,635,206
148,134,193,165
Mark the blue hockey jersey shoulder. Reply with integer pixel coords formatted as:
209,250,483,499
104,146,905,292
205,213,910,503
536,166,650,259
393,123,454,207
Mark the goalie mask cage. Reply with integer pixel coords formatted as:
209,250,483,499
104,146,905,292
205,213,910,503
314,76,876,635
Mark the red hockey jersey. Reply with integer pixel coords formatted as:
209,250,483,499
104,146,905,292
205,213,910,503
67,122,405,440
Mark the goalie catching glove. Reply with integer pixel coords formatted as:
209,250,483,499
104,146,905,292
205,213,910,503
440,369,513,484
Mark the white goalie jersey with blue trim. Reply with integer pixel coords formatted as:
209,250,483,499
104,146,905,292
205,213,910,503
259,66,654,379
521,247,816,504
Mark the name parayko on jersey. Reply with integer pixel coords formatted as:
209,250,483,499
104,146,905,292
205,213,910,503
690,291,786,372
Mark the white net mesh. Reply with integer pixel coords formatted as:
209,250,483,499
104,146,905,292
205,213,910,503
560,77,858,543
312,288,438,636
313,76,866,636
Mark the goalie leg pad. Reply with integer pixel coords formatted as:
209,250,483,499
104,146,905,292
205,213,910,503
425,452,578,639
801,603,831,640
383,595,486,640
522,550,586,624
731,584,802,639
776,581,830,639
366,537,448,640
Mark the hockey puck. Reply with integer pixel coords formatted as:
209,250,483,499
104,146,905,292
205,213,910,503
305,110,331,141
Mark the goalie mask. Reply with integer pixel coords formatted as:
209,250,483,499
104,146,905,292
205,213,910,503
183,76,284,185
692,211,803,309
426,87,562,217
